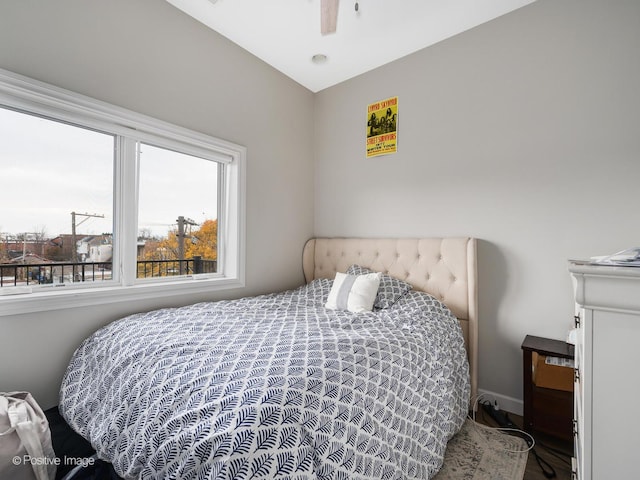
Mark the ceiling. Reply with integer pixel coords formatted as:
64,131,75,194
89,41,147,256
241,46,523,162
165,0,536,93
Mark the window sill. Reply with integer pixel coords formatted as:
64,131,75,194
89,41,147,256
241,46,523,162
0,276,244,317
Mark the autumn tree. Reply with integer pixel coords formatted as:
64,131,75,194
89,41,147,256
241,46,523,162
186,219,217,261
141,219,217,262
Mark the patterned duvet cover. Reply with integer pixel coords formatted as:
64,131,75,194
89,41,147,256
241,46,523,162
60,279,469,480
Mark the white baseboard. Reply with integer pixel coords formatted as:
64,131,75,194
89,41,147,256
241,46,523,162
476,388,523,416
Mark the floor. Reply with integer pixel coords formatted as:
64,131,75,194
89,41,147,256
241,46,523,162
474,408,573,480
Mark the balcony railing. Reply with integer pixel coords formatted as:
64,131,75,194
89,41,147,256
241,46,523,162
0,257,217,288
137,257,217,278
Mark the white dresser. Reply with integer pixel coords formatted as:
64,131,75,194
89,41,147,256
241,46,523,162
569,262,640,480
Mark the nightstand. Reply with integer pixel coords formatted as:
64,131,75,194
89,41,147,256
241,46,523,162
522,335,575,441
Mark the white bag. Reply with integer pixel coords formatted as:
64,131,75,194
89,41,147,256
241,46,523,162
0,392,56,480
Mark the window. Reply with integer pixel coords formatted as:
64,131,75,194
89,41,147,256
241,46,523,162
0,68,245,316
0,108,116,288
136,143,220,280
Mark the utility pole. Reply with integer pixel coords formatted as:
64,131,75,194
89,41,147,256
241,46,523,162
71,212,105,262
176,216,197,274
21,232,38,260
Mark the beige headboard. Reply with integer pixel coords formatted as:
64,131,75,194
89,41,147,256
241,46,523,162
302,237,478,402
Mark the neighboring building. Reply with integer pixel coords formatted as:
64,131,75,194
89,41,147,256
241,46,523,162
2,240,47,260
46,235,76,262
8,253,51,265
77,235,113,263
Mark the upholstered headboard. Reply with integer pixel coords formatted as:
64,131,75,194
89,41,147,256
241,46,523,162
302,237,478,402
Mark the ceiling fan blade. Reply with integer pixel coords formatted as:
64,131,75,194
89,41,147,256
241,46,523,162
321,0,339,35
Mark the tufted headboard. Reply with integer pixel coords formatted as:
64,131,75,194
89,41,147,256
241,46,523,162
302,237,478,402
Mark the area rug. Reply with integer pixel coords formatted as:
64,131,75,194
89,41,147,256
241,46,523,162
433,419,529,480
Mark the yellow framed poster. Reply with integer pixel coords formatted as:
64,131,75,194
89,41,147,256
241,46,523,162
366,96,398,158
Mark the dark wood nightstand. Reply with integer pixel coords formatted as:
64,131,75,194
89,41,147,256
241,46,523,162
522,335,575,441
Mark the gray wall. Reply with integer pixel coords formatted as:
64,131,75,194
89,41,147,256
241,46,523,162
0,0,314,408
313,0,640,407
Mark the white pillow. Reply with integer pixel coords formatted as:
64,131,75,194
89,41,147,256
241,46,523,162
325,272,381,312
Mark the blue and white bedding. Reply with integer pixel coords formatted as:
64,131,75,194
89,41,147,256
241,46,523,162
59,279,470,480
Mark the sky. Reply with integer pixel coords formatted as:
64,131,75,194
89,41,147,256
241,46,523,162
0,106,218,241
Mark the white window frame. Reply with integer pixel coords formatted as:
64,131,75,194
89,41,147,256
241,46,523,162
0,68,245,317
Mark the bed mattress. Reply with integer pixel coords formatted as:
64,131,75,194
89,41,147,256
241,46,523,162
60,279,469,479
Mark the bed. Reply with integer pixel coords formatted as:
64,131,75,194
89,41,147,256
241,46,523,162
59,237,478,480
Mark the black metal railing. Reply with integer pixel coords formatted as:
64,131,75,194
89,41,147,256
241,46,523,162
136,257,217,279
0,257,217,288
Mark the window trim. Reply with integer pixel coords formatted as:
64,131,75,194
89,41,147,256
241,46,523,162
0,68,246,317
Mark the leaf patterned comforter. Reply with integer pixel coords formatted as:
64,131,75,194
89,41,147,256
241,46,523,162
59,279,469,480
